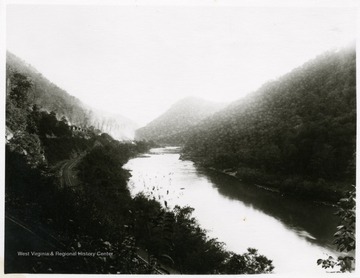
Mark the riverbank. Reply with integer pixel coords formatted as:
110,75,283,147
127,147,340,274
206,166,341,207
180,152,348,205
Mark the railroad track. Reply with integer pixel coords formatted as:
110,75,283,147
60,155,84,188
6,214,168,274
135,254,166,274
58,155,174,274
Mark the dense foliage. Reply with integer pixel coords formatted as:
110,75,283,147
5,69,155,273
7,52,89,126
6,67,274,274
317,186,355,272
77,143,274,274
7,52,138,139
183,47,356,202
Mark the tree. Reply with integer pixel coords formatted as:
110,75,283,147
223,248,274,274
9,72,33,108
317,186,355,272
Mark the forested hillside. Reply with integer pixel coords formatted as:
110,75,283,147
6,55,273,274
5,68,156,272
183,46,356,202
135,97,226,143
6,52,137,139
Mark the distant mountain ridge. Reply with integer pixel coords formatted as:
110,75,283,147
6,51,138,140
135,97,226,143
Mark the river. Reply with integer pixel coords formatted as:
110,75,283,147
124,147,340,274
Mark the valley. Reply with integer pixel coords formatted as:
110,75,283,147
5,46,356,274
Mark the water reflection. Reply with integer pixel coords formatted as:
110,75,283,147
198,168,339,249
125,147,340,273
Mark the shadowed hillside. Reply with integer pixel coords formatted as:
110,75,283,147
6,51,137,140
183,46,356,202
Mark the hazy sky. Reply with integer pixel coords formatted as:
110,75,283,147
6,2,357,126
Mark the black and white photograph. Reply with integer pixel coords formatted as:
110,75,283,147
2,0,357,275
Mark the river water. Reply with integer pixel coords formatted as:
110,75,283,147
124,147,340,274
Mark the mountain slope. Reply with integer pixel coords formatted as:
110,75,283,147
88,109,138,140
135,97,226,143
183,46,356,201
6,51,137,140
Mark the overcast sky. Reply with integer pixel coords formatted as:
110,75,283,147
6,2,357,126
